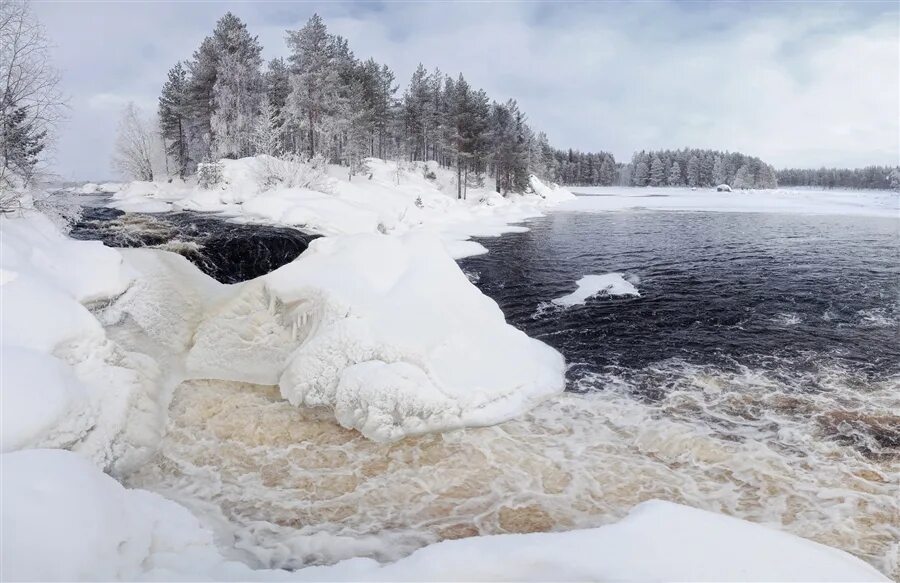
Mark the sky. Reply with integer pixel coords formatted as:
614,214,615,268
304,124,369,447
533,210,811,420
32,0,900,181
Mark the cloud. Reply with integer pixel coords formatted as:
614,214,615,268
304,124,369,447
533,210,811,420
33,0,898,180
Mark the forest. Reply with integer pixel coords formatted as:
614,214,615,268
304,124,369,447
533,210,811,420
775,166,898,190
150,12,553,198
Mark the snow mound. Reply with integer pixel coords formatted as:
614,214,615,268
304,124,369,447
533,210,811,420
0,214,167,471
552,273,640,307
0,348,91,453
530,174,576,203
297,500,888,582
187,231,567,441
0,449,263,582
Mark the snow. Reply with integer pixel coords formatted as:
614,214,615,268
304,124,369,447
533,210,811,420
302,500,889,582
552,273,640,307
1,449,887,582
0,349,89,452
0,449,258,582
175,231,567,441
0,213,167,471
109,157,574,258
3,168,893,581
565,186,899,219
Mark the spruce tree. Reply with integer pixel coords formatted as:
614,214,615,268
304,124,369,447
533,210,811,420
158,62,190,177
649,155,665,186
667,161,682,186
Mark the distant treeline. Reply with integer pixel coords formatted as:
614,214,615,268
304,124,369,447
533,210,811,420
628,149,776,189
554,149,900,191
776,167,899,190
550,150,618,186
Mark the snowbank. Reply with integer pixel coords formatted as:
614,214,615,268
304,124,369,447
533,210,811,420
552,273,640,307
0,213,166,470
0,449,262,582
110,157,575,258
565,186,899,219
1,449,886,582
184,231,566,441
295,500,889,582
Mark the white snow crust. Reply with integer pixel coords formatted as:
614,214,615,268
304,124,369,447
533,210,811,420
565,186,899,218
552,273,640,306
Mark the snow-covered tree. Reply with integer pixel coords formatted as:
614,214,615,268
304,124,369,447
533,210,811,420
0,0,64,199
890,168,900,191
755,163,777,189
285,14,341,159
712,155,727,185
667,161,682,186
208,13,264,159
649,155,665,186
632,160,649,186
686,155,700,187
732,164,753,189
158,62,190,177
112,102,156,181
252,98,279,156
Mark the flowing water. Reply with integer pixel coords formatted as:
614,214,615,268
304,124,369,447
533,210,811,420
70,203,317,283
76,199,899,576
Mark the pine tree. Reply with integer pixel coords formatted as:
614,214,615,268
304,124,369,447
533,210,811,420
733,164,753,189
209,13,264,159
712,155,727,185
632,161,649,186
667,161,682,186
158,62,190,177
286,14,340,158
599,156,616,186
264,58,291,153
686,155,700,187
649,155,665,186
0,89,46,183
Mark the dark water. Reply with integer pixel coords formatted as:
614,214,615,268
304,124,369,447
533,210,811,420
461,210,900,457
70,204,318,284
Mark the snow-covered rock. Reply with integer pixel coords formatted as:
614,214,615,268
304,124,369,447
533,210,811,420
716,183,732,192
552,273,640,307
184,231,566,441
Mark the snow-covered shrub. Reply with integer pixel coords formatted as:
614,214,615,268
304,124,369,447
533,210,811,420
256,154,330,192
197,161,224,189
414,195,424,208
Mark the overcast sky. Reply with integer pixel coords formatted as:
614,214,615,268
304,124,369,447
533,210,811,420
33,0,899,181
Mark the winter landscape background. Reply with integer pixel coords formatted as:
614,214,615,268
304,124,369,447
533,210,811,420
1,1,898,581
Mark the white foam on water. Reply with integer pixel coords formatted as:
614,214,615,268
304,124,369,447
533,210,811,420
127,357,900,578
